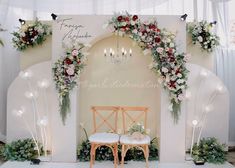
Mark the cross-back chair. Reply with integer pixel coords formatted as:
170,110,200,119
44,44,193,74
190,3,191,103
120,106,150,168
89,106,119,168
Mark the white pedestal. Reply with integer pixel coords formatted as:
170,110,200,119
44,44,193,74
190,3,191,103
159,90,186,163
51,89,77,162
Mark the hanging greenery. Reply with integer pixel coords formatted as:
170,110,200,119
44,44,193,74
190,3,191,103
108,13,189,122
187,21,220,52
12,18,51,51
52,42,86,124
192,137,227,164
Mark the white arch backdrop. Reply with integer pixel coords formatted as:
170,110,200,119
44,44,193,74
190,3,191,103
6,15,229,165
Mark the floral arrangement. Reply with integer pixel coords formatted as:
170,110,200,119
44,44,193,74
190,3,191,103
12,18,51,51
0,139,42,161
128,123,146,135
192,137,226,164
108,13,189,122
187,21,220,52
52,42,86,124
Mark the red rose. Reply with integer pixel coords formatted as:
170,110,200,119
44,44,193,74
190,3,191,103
64,58,72,64
155,37,161,43
149,24,156,30
169,81,176,88
117,16,123,22
168,48,173,53
132,15,138,21
125,17,130,22
169,57,175,62
176,69,181,74
156,28,161,33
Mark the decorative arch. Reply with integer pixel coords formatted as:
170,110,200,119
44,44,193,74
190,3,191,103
53,13,189,123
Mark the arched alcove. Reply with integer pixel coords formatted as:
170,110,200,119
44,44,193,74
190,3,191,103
78,35,160,142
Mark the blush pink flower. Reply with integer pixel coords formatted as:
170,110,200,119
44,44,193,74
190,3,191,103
72,49,79,56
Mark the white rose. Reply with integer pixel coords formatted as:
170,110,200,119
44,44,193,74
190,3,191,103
130,20,135,25
169,43,174,48
156,47,164,54
162,67,169,73
198,36,203,42
132,29,138,34
177,94,184,101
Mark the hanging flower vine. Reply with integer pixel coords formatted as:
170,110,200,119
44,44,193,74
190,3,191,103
52,42,86,124
108,13,189,122
187,21,220,52
12,18,51,51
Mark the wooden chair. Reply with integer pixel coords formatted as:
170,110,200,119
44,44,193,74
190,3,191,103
120,106,150,168
89,106,119,168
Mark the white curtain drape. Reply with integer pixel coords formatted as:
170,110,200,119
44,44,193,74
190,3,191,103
215,48,235,144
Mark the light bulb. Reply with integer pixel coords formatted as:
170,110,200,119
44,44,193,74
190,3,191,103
19,70,33,79
216,84,224,93
205,105,213,113
104,49,107,56
192,120,198,126
37,116,48,126
129,49,132,56
13,106,25,117
37,79,50,89
199,70,208,78
24,91,38,99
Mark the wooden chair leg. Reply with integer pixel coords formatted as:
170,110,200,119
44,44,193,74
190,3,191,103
90,143,94,168
144,145,149,168
114,144,117,168
121,145,125,168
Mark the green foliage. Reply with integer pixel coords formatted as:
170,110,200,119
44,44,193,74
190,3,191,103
0,139,41,161
192,137,227,164
77,138,158,162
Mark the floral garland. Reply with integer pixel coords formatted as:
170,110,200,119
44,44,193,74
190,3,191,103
12,18,51,51
187,21,220,52
108,13,189,122
52,43,86,124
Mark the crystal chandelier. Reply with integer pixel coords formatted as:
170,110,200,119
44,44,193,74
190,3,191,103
104,35,132,64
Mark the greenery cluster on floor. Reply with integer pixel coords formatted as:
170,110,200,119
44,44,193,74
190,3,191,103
77,138,158,162
0,139,41,161
192,137,227,164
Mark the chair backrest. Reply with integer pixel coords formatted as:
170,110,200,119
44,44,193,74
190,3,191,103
91,106,119,133
121,106,148,134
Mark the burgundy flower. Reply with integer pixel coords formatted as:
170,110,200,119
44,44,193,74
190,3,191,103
64,58,73,65
149,24,156,30
169,57,175,62
125,17,130,22
132,15,138,21
169,81,176,88
155,37,161,43
176,69,181,74
117,16,123,22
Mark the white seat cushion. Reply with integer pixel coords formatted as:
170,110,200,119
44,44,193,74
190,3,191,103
120,134,150,145
89,133,119,144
